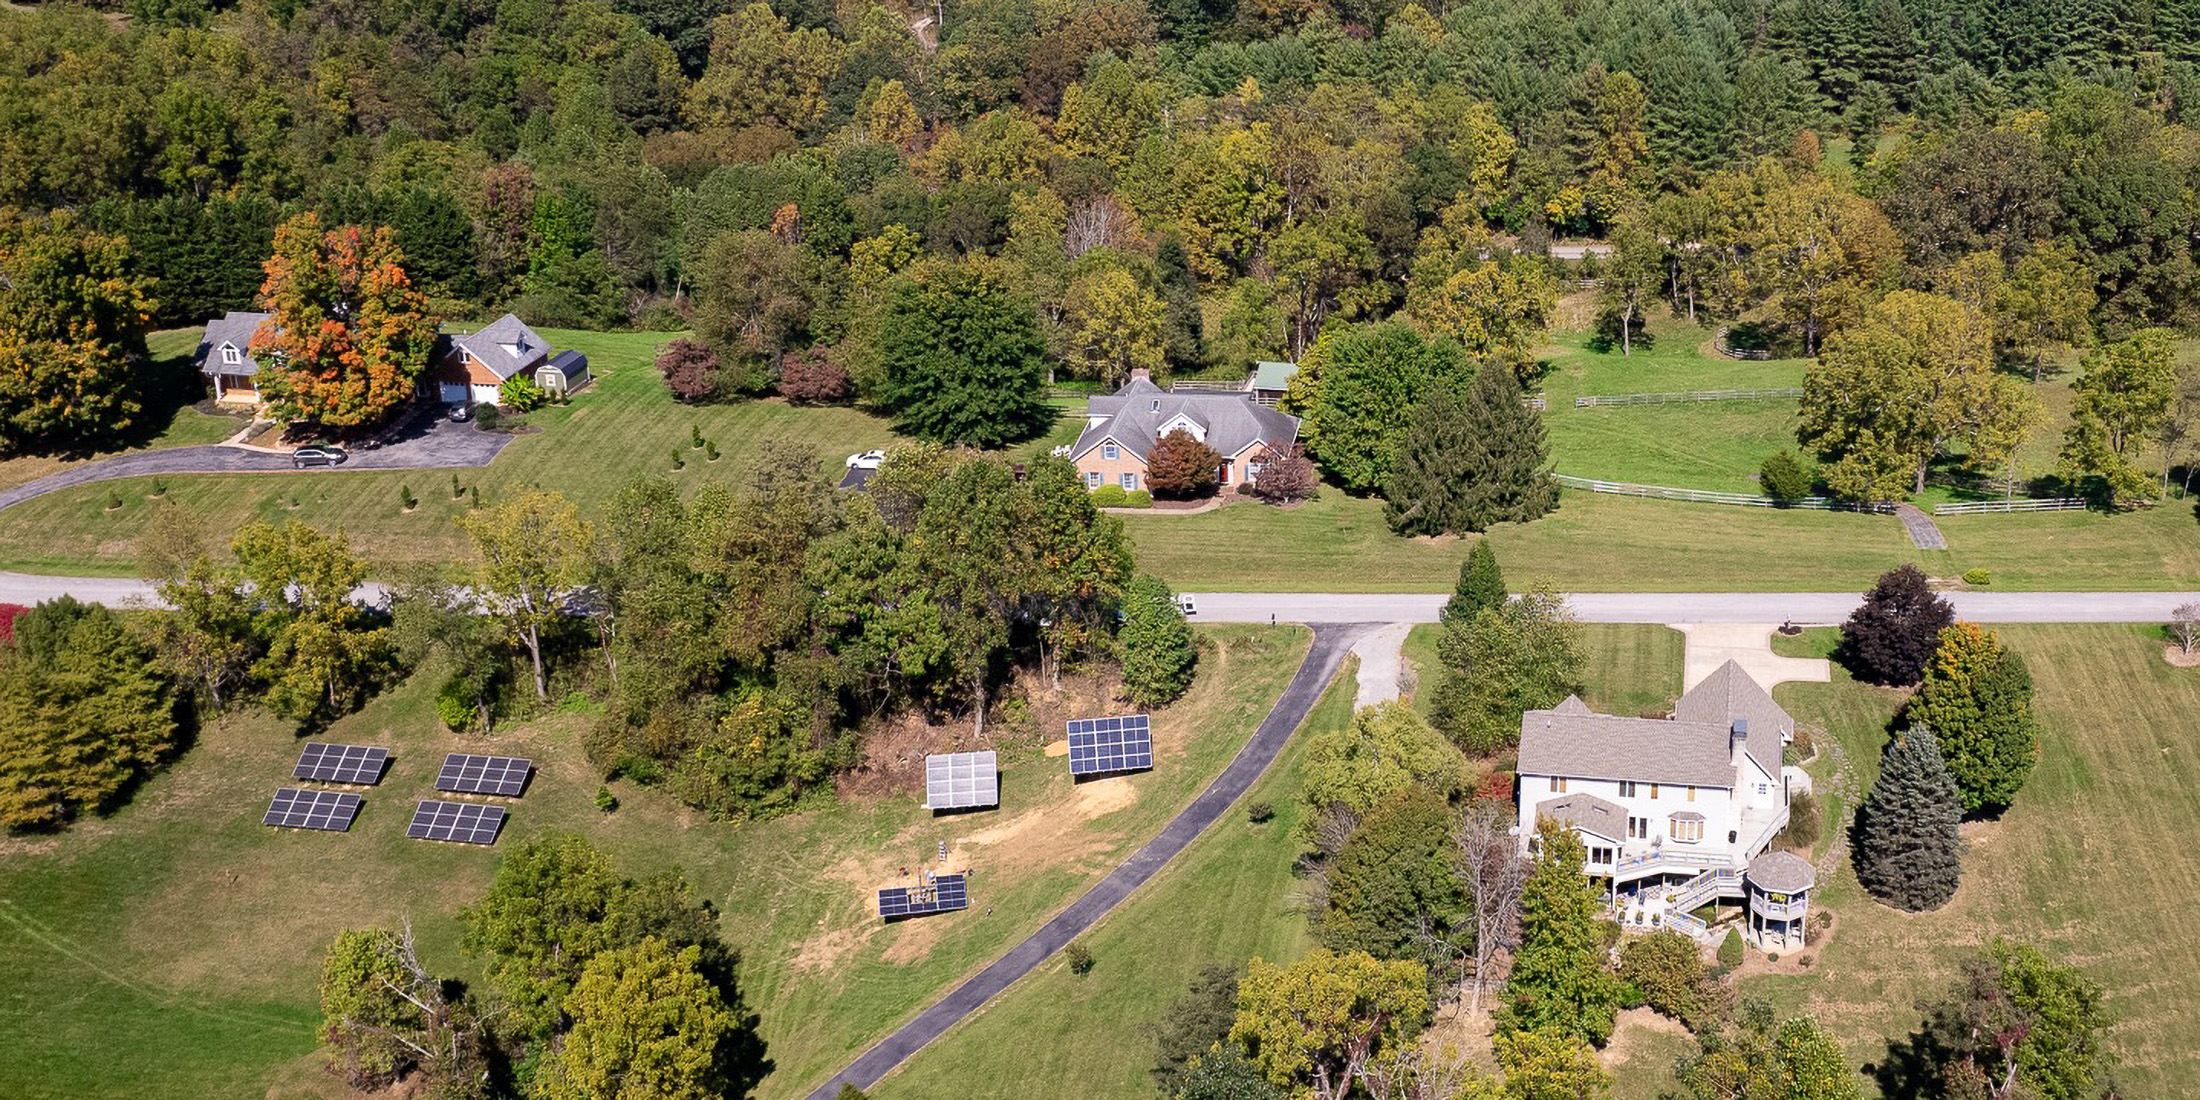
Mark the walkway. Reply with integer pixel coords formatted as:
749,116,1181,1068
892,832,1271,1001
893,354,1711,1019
1183,591,2200,625
1351,621,1414,706
1674,623,1831,692
0,418,511,512
802,623,1373,1099
1895,503,1948,550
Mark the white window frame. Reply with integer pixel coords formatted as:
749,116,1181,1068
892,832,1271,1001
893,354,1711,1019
1086,471,1101,489
1119,472,1138,490
1102,443,1119,460
221,345,241,365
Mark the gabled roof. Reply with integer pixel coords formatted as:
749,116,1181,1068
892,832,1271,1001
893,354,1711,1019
1551,695,1594,716
1251,360,1298,391
1071,377,1299,464
195,311,273,376
445,314,550,381
1674,660,1790,776
1535,793,1626,842
1517,709,1739,788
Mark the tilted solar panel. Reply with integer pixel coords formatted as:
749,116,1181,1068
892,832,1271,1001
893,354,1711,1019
407,800,506,845
262,788,364,832
877,873,971,920
1065,714,1153,776
293,742,390,785
924,751,999,809
434,753,532,797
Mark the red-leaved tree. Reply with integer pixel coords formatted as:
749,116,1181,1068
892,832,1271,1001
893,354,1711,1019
778,346,851,404
1145,428,1222,498
251,213,439,431
1251,444,1318,503
656,338,720,402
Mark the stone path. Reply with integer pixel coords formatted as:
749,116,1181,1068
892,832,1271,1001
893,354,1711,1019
1351,621,1414,706
1672,623,1832,692
1894,503,1947,549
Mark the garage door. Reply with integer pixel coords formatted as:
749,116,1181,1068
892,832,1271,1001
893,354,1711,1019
439,382,467,404
470,383,501,405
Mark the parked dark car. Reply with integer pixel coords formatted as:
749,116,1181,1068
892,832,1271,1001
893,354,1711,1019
292,445,348,469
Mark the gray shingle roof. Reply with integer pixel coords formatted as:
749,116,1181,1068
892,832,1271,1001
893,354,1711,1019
1071,377,1299,463
1674,660,1789,776
1534,793,1626,841
1517,709,1740,787
195,311,272,377
1747,850,1815,892
446,314,550,381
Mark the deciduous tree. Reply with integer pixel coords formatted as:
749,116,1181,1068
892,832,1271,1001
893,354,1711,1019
2057,328,2175,508
0,212,154,454
657,338,721,401
1319,787,1470,984
543,937,735,1100
1147,428,1223,498
458,489,598,701
251,213,439,431
1062,265,1165,385
1290,322,1473,495
1249,444,1316,503
1501,819,1623,1046
1908,940,2109,1100
878,265,1051,447
1837,565,1955,686
1430,588,1583,754
1906,624,2039,815
1231,948,1430,1100
1299,702,1470,841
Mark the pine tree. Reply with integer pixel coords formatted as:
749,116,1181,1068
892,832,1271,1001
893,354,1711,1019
1906,624,2039,815
1120,575,1196,707
1854,725,1964,911
1455,365,1558,530
1385,382,1478,535
1501,818,1623,1045
1441,541,1506,629
1837,565,1955,686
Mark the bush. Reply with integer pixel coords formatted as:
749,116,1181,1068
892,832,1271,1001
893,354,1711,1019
1245,800,1274,824
436,678,477,731
1962,567,1991,586
1122,489,1152,507
778,346,853,404
657,338,720,402
593,785,618,813
1759,450,1815,503
106,490,123,511
474,404,501,431
399,485,416,511
1775,789,1821,851
449,471,464,499
671,449,685,471
1091,484,1128,506
704,440,720,462
1146,428,1222,497
1251,444,1318,503
1618,929,1720,1029
1717,927,1744,969
1065,941,1095,975
498,374,548,412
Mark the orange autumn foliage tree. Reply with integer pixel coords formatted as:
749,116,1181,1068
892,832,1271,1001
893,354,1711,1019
251,214,439,430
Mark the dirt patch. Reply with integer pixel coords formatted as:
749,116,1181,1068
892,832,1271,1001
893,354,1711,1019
1074,777,1137,818
837,666,1131,801
789,924,877,975
1042,739,1069,758
1601,1007,1692,1069
880,910,950,965
2164,645,2200,668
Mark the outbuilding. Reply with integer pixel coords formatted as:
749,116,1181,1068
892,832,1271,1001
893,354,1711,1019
536,349,590,395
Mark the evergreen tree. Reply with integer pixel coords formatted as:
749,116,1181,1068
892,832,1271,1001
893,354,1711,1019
1837,565,1955,686
1120,575,1196,707
1854,725,1964,911
1501,818,1623,1045
1906,624,2039,815
1451,363,1559,530
1440,541,1506,630
1384,381,1478,535
0,599,179,831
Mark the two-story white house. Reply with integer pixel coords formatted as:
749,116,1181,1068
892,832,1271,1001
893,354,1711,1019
1516,660,1816,947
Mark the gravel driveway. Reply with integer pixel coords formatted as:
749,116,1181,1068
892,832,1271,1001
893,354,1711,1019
0,418,512,512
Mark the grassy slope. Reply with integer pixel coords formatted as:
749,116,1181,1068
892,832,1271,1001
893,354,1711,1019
1619,625,2200,1097
0,329,248,495
0,625,1306,1100
1402,622,1683,722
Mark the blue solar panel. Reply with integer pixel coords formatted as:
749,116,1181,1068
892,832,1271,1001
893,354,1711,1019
1066,714,1153,776
878,873,971,920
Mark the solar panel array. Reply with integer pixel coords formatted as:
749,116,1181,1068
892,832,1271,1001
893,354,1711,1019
925,751,999,810
1066,714,1153,776
263,788,364,831
435,753,532,797
407,800,506,845
293,742,390,785
877,873,970,919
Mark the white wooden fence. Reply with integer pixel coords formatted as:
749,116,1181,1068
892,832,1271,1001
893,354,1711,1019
1713,329,1775,360
1553,474,1883,511
1573,387,1803,407
1932,498,2088,515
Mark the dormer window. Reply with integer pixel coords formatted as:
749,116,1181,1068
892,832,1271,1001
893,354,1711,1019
1150,399,1160,411
221,345,241,365
500,341,524,358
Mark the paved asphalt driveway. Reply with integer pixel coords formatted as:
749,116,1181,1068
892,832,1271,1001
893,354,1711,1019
802,622,1374,1100
0,417,511,512
1184,591,2200,625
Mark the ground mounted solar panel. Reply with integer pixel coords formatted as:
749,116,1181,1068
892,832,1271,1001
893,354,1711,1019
924,751,999,810
407,800,506,845
877,873,970,920
263,788,364,832
1065,714,1154,776
293,742,390,785
435,753,533,797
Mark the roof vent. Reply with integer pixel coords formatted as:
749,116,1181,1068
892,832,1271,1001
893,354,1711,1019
1732,718,1749,738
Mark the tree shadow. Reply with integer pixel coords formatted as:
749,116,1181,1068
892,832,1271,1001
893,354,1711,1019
1866,1022,1959,1099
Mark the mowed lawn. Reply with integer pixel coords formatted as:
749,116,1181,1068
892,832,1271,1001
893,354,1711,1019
1642,625,2200,1097
0,328,250,495
0,625,1308,1100
1401,622,1684,722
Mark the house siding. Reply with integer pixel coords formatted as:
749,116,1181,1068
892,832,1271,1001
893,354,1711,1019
1074,443,1149,490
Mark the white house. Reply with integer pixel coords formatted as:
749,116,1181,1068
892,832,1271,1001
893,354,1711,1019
1516,660,1815,947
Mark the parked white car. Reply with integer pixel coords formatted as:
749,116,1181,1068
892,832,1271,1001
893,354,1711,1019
846,449,886,470
1177,595,1198,616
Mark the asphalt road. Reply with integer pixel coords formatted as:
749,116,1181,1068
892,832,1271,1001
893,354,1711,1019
801,622,1374,1100
1184,591,2200,625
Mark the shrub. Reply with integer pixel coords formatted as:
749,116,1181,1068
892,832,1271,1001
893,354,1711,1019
1717,928,1744,969
1775,789,1820,851
1759,450,1815,503
399,485,416,511
1092,484,1128,506
1122,489,1152,507
468,486,481,509
657,338,720,401
436,678,477,731
1251,444,1318,503
593,785,618,813
106,490,123,511
1245,800,1274,824
778,346,853,403
150,478,168,497
449,471,464,499
498,374,548,412
704,440,720,462
474,404,501,431
672,450,685,471
1619,929,1721,1029
1962,567,1991,586
1065,941,1094,975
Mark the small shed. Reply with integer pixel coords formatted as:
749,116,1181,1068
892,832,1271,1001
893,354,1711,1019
537,350,591,395
1249,360,1298,406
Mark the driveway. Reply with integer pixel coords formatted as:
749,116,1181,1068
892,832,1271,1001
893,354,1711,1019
1674,622,1831,691
0,418,512,513
802,623,1373,1100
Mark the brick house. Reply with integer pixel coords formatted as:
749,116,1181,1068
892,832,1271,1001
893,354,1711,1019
428,314,553,406
1068,370,1301,492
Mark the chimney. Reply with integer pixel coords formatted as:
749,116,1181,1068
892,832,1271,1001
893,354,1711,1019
1129,367,1152,382
1731,718,1749,767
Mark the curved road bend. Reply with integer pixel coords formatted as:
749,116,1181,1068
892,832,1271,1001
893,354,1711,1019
803,622,1375,1100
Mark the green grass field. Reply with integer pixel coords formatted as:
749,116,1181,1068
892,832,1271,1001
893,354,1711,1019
0,625,1308,1100
1401,623,1684,722
0,328,249,495
1597,625,2200,1097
